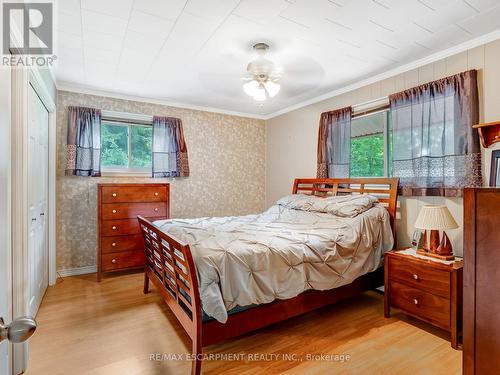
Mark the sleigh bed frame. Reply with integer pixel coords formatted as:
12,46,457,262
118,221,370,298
138,178,399,375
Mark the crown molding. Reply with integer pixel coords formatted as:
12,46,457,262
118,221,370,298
56,81,268,120
266,28,500,119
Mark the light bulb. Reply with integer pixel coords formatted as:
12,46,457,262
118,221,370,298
264,80,280,97
243,80,259,97
253,85,267,101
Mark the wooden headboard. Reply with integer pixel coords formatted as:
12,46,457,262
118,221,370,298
292,178,399,236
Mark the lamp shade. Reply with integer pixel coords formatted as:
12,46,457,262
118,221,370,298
414,205,459,230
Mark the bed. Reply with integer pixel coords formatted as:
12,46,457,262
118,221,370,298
138,178,399,375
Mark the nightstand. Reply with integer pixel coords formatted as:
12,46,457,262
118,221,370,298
384,249,463,349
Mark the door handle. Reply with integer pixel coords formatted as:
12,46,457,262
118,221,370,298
0,316,37,343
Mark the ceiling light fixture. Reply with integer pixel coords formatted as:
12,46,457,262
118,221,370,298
242,43,281,101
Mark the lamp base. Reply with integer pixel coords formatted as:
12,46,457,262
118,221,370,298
419,230,455,260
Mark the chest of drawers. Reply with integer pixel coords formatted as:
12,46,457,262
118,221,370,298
97,183,169,281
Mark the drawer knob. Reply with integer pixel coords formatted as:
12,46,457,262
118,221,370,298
111,258,117,264
413,298,419,305
154,208,159,212
112,242,116,247
112,226,117,230
112,193,117,197
112,209,117,214
154,192,159,196
412,274,419,280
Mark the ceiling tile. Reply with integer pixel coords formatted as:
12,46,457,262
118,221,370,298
83,31,124,52
133,0,187,21
57,0,81,16
184,0,241,24
56,0,500,115
233,0,290,25
57,12,82,36
122,30,167,54
127,10,175,39
81,0,134,20
81,10,128,37
457,5,500,35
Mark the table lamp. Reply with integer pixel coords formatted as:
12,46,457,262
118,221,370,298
414,204,459,260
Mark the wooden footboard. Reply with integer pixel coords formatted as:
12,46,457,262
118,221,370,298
138,216,202,375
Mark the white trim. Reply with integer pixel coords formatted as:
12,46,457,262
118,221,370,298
101,110,153,124
266,29,500,119
57,266,97,278
11,66,30,375
57,81,268,120
28,70,57,288
100,170,152,178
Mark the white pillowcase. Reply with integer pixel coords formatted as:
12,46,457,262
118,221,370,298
277,193,378,218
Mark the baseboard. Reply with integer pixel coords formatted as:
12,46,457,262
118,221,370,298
57,265,97,277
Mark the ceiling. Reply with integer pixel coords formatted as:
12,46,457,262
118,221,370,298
54,0,500,117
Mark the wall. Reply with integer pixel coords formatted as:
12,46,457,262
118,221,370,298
56,91,266,271
266,39,500,256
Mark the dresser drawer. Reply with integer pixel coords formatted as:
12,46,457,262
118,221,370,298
101,219,141,236
101,202,167,220
101,235,144,253
388,256,450,298
101,251,145,272
390,280,450,330
101,185,167,203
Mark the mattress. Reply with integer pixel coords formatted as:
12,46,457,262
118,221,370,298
154,194,394,323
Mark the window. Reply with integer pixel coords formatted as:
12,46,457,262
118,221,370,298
101,120,152,173
350,110,390,177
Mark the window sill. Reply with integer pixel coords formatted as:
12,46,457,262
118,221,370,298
101,170,152,178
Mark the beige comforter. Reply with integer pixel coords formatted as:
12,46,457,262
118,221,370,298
154,194,394,323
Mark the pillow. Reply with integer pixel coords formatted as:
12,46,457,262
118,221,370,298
277,193,378,218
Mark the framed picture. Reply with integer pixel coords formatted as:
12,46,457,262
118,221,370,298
490,150,500,187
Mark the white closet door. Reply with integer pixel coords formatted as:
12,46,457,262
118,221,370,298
27,84,49,317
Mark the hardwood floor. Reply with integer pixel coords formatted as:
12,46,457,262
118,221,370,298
27,271,462,375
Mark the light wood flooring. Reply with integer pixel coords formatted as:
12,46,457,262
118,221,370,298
27,271,461,375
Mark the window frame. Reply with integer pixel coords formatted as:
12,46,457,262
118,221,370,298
350,107,391,178
100,111,153,177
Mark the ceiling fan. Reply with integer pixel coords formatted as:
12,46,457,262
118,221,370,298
241,43,281,101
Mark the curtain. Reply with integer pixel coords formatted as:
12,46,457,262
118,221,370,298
317,107,352,178
65,106,101,177
152,116,189,178
389,69,482,196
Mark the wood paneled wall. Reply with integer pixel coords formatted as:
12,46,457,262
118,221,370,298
266,39,500,255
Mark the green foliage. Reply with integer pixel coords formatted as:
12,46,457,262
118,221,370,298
131,126,152,168
101,123,128,167
101,123,152,169
350,134,384,177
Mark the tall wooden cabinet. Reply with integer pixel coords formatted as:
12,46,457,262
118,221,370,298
97,183,169,281
463,188,500,374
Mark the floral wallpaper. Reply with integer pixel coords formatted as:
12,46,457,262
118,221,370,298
56,91,266,271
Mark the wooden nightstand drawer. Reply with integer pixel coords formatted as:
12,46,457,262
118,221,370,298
388,256,450,298
390,280,450,330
